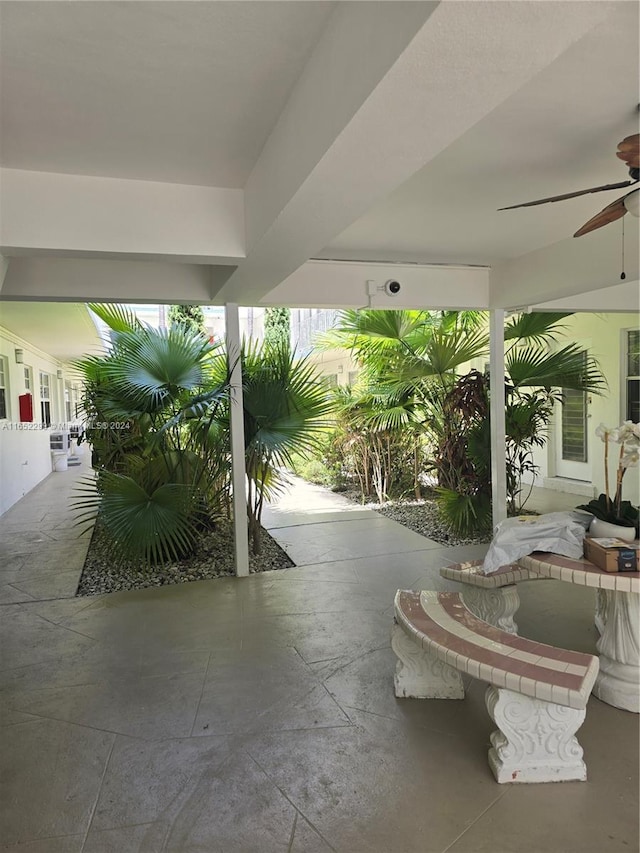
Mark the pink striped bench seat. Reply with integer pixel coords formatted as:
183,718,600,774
439,559,549,634
440,559,541,588
392,590,599,783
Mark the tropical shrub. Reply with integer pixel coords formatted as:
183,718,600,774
327,384,426,502
74,304,230,565
434,370,493,536
168,303,207,335
317,308,605,536
263,307,291,351
238,340,332,552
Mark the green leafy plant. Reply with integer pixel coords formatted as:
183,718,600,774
263,307,291,351
168,303,207,335
73,304,230,566
318,309,605,536
238,340,332,553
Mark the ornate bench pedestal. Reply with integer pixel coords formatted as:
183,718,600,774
593,589,640,713
439,560,549,635
393,590,599,784
486,686,587,783
519,552,640,714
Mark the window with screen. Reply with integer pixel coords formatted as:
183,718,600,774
561,351,588,463
40,371,51,426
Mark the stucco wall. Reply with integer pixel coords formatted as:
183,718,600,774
0,326,80,515
528,312,640,506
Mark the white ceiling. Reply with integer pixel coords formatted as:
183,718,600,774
0,1,334,187
0,1,638,311
322,3,639,265
0,302,101,362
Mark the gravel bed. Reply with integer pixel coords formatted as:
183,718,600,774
77,492,487,596
365,497,490,547
77,519,295,596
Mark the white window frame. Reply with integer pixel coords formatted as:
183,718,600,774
0,356,8,420
622,328,640,424
24,365,33,392
64,381,73,422
39,371,52,426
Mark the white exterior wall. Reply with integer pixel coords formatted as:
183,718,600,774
0,326,80,515
526,313,640,507
309,349,359,387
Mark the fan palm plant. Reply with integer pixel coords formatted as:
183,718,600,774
320,309,605,534
235,340,332,553
319,309,488,501
74,304,231,566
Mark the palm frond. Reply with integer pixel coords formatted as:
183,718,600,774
438,310,487,333
88,303,141,333
435,488,492,537
504,312,573,345
506,344,607,392
318,309,437,360
423,329,489,376
102,326,216,411
98,473,200,565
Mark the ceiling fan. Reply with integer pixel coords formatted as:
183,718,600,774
499,133,639,237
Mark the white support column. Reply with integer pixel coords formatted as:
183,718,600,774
489,309,507,528
225,303,249,578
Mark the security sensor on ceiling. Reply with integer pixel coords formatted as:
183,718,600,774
361,279,403,310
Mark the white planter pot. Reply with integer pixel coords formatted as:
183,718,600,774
589,517,637,542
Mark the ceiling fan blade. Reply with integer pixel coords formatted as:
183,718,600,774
498,180,635,211
616,134,640,170
573,195,627,238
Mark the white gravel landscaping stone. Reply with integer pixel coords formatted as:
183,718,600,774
77,519,295,596
76,494,488,596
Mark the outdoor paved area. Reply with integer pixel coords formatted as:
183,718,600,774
0,465,638,852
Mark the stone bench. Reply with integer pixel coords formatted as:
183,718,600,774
392,589,599,783
439,559,549,634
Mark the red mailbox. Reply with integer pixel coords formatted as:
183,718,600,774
19,393,33,422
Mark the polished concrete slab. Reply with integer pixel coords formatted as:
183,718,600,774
0,467,638,852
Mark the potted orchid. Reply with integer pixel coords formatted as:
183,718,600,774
577,421,640,540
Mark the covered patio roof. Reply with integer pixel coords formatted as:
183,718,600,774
0,1,638,311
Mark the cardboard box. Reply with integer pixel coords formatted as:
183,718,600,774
584,537,639,573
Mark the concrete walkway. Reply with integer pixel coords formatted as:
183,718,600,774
0,467,638,852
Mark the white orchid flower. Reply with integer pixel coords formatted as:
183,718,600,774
617,421,639,444
595,422,613,442
593,421,640,517
620,449,640,469
623,422,640,445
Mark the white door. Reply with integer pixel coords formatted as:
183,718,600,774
555,351,590,480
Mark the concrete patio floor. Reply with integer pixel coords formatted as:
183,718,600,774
0,465,638,852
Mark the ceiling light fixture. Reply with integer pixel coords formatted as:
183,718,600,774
623,188,639,217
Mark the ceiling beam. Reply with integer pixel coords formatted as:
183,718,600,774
0,169,245,263
490,224,639,310
0,257,235,303
216,0,611,304
533,280,640,313
263,260,489,310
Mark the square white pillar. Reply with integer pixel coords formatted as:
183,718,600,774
225,303,250,577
